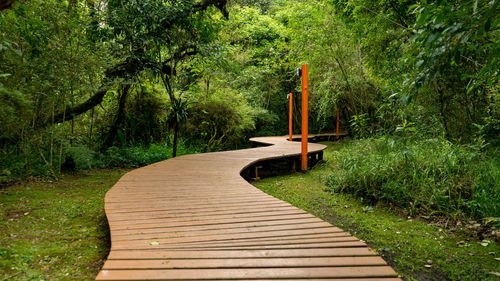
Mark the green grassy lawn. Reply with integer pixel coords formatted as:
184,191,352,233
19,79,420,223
0,169,129,281
253,141,500,281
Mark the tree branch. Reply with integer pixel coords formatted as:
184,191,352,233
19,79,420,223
44,88,108,127
193,0,228,17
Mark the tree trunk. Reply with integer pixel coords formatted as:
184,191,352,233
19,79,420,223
58,92,67,174
103,84,131,149
89,107,94,149
172,118,179,158
437,83,451,139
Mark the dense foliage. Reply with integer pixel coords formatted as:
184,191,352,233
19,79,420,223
0,0,498,220
325,137,500,220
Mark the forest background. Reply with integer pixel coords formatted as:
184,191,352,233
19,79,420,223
0,0,499,222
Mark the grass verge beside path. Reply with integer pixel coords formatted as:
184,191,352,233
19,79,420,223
0,169,129,281
253,141,500,281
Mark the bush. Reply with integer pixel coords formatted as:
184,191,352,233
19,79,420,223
324,136,500,220
67,145,96,170
184,98,255,151
0,142,203,185
100,142,202,168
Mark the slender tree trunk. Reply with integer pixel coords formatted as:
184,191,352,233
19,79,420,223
21,127,29,177
206,77,210,96
103,84,131,149
70,92,74,147
37,136,56,178
49,95,55,170
89,107,94,149
58,95,67,174
172,119,178,158
436,82,451,139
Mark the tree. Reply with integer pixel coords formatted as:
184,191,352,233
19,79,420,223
103,0,227,156
404,0,499,139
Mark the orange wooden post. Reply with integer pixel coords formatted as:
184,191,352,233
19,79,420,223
336,107,339,140
289,92,293,141
301,64,308,171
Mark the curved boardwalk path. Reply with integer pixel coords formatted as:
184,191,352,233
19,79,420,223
96,136,400,281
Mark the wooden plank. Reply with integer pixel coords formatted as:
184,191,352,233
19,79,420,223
96,266,397,280
137,241,367,250
105,196,280,208
111,227,345,246
108,248,377,259
105,194,269,203
108,210,308,227
107,208,301,221
111,218,326,237
138,233,351,248
160,236,357,248
110,213,316,231
105,200,291,214
102,256,388,269
105,201,293,214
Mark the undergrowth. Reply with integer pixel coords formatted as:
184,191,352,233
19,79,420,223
0,142,202,184
324,136,500,222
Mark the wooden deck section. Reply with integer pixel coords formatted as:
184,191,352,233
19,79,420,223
96,135,400,281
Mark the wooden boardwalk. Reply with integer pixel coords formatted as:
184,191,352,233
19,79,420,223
96,136,400,281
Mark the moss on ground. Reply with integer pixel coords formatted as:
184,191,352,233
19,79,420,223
253,141,500,281
0,169,129,281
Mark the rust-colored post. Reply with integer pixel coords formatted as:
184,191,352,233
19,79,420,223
301,64,308,171
289,93,293,141
336,107,339,140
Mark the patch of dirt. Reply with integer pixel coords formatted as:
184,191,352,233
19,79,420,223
322,208,362,237
318,200,451,281
377,202,499,243
5,209,28,220
381,251,451,281
408,266,451,281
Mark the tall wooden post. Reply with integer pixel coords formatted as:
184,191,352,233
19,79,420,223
336,107,339,140
301,64,308,171
289,93,293,142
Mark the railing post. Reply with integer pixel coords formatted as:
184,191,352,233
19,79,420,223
289,92,293,142
301,64,308,171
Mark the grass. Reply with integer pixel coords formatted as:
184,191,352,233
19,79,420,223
0,169,129,281
252,140,500,281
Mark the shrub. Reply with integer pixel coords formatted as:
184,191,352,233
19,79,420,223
324,136,500,220
67,145,96,170
99,142,201,168
184,99,255,151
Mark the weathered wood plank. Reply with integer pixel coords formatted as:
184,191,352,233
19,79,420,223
96,266,397,280
102,256,388,269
